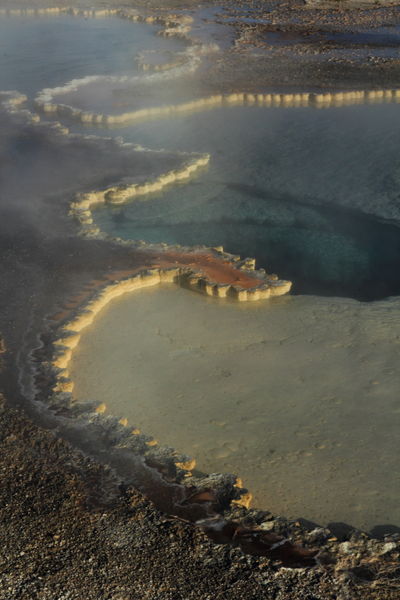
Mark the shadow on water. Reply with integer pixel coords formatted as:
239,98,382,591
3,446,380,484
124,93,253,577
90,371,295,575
103,181,400,302
370,524,400,539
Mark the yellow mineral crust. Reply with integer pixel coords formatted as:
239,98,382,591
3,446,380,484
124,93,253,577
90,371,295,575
69,154,210,237
136,49,189,73
36,84,400,127
175,458,196,471
53,379,74,393
232,491,253,509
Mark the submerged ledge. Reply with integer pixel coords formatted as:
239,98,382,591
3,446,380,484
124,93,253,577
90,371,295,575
2,5,217,108
69,153,211,235
16,7,400,125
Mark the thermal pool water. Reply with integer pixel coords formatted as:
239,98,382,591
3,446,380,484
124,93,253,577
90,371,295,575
0,13,186,95
1,13,400,534
93,102,400,301
70,285,400,532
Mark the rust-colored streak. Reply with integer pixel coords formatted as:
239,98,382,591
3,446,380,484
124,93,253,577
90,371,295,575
48,249,266,325
102,249,262,290
149,251,261,288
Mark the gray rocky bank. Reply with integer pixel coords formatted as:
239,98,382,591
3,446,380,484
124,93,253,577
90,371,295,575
0,395,399,600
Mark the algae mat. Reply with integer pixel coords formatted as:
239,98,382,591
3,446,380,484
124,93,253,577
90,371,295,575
70,284,400,533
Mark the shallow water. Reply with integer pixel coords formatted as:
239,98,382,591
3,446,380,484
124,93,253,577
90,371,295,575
0,15,186,95
70,285,400,532
94,103,400,300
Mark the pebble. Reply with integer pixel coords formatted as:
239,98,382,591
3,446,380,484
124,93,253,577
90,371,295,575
380,542,397,555
259,520,275,531
339,541,352,554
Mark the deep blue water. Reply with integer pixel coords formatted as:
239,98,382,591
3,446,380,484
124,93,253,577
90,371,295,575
93,104,400,301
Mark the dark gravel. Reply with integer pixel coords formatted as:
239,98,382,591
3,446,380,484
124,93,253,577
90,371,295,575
1,395,399,600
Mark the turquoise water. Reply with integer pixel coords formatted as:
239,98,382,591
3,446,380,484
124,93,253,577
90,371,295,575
93,104,400,300
0,15,186,95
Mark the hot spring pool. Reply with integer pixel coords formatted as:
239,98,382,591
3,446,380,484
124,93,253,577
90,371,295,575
70,284,400,532
2,12,400,534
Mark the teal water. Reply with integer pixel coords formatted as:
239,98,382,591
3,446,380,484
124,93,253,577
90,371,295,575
93,103,400,300
0,15,186,95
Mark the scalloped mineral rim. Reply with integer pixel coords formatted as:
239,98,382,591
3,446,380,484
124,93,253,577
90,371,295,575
35,87,400,126
49,264,292,509
69,153,211,236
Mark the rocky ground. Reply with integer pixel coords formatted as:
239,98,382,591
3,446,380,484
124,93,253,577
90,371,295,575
204,0,400,93
1,394,400,600
5,0,400,93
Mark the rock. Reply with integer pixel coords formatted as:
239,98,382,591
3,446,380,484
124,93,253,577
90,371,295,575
379,541,397,555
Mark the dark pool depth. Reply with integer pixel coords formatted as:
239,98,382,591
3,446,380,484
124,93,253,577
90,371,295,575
93,104,400,301
98,188,400,300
